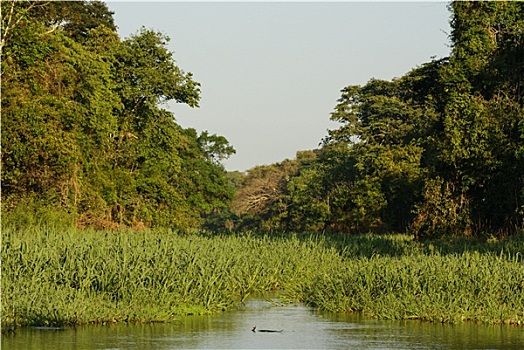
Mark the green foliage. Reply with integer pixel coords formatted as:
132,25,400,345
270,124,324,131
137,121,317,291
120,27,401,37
287,161,330,232
0,227,341,328
1,1,234,230
2,228,523,330
297,248,524,324
2,0,522,236
420,1,524,236
29,0,117,42
233,1,523,237
232,160,299,231
1,196,76,232
411,178,472,239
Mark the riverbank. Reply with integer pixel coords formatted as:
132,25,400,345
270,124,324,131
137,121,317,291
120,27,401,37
2,226,523,331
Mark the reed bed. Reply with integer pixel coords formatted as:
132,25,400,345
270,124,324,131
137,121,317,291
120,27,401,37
292,233,524,325
294,251,524,324
2,225,523,331
1,226,337,330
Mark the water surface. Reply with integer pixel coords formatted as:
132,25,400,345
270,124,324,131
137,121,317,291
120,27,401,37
3,298,523,349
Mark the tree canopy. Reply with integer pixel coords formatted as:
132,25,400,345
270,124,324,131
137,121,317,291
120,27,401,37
2,1,522,237
1,0,235,230
231,1,523,238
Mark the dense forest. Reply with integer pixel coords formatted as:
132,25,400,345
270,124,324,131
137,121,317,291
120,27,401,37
2,1,523,238
1,0,235,230
231,1,524,238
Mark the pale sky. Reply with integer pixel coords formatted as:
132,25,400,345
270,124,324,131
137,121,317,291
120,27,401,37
107,1,452,171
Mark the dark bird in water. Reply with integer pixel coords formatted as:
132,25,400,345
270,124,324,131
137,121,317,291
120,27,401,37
252,326,283,333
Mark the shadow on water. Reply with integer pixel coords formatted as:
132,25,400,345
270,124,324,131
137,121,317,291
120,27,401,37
3,297,524,350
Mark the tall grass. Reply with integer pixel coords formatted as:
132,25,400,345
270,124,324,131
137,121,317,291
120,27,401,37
1,226,338,330
294,251,524,324
292,233,524,324
2,225,523,331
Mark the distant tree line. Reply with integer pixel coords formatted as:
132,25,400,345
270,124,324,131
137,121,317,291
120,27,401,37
231,1,524,238
1,1,235,229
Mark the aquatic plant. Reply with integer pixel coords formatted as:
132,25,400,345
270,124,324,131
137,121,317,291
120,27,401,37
2,225,523,331
1,227,336,329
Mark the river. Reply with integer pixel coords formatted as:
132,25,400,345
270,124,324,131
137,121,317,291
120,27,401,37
3,297,523,349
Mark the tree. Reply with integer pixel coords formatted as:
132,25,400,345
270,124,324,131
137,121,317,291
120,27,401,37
230,1,523,237
2,2,236,231
232,160,298,231
286,150,330,232
322,76,428,233
1,3,119,214
1,1,40,57
413,1,524,237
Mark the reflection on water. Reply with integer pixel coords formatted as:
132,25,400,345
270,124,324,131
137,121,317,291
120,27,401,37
3,298,523,349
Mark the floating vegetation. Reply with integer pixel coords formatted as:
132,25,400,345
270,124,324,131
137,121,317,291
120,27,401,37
2,225,523,331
